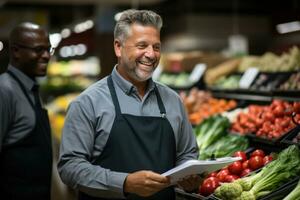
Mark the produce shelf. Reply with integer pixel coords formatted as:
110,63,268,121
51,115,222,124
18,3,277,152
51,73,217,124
175,188,219,200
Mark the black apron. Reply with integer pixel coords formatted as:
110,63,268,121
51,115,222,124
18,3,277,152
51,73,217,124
79,75,176,200
0,71,52,200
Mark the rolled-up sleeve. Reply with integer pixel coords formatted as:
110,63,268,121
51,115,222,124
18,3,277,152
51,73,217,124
57,101,128,198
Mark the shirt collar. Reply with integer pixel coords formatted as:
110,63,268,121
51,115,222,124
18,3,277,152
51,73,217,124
111,65,156,95
7,65,37,92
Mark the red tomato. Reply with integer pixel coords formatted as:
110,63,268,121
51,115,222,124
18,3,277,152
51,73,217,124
208,171,218,177
251,149,265,158
199,177,220,196
242,160,249,169
273,106,284,117
249,156,264,170
233,151,247,162
293,102,300,113
228,161,243,175
216,169,230,182
263,155,273,165
240,168,252,177
224,174,239,183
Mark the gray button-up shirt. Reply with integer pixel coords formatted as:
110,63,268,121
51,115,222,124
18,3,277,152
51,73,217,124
58,66,198,198
0,65,38,150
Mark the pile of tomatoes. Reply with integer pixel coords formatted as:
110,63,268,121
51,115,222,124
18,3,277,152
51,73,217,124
199,149,274,196
231,100,300,139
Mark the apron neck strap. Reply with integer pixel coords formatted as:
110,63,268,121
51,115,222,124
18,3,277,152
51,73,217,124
107,75,122,116
154,85,166,117
107,75,167,117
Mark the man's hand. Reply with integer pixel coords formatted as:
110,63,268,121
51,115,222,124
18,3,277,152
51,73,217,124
177,174,206,193
124,170,170,197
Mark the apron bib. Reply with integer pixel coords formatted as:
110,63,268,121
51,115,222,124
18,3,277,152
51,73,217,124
0,71,52,200
79,75,176,200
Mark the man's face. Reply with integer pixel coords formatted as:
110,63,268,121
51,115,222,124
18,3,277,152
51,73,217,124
14,29,51,77
115,23,161,82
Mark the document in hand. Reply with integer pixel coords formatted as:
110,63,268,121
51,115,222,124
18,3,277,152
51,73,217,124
162,157,241,184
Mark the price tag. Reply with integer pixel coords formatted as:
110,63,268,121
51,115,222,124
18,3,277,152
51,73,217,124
239,67,259,89
188,63,207,83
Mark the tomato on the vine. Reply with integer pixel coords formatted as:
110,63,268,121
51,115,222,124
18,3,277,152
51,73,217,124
233,151,247,162
199,177,220,196
228,161,243,175
216,169,230,182
224,174,239,183
251,149,265,158
249,156,264,170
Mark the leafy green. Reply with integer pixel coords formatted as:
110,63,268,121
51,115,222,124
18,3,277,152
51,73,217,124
199,134,248,159
196,115,230,157
215,145,300,200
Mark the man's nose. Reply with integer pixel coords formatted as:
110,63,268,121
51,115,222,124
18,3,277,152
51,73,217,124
145,46,156,58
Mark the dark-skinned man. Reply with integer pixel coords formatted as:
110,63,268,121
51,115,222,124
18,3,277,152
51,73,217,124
0,22,54,200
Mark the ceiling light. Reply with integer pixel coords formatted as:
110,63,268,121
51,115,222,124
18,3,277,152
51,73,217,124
0,41,3,51
61,28,71,38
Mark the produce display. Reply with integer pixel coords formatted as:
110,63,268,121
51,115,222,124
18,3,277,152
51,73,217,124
212,74,241,89
279,71,300,90
175,47,300,200
214,145,300,200
231,100,300,140
180,88,237,124
195,115,249,160
198,149,274,197
238,46,300,72
158,72,193,88
249,73,288,91
204,58,241,85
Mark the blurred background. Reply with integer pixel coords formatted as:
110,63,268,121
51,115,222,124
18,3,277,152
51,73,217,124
1,0,300,199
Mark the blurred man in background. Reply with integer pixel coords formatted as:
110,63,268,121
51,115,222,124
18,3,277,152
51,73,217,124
0,22,53,200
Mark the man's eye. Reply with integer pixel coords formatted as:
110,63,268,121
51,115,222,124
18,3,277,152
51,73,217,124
35,47,44,52
137,44,147,49
153,45,161,51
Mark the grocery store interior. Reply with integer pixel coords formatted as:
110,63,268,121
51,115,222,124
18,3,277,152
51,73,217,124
1,0,300,199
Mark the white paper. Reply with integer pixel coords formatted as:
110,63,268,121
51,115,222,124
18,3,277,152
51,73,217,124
162,157,241,185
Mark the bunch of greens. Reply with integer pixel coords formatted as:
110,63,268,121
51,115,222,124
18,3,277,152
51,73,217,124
214,145,300,200
199,134,248,160
195,115,248,160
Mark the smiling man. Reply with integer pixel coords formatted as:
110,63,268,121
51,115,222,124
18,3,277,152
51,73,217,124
0,22,53,200
58,9,200,200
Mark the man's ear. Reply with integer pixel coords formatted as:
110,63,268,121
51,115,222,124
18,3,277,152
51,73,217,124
114,39,122,57
11,46,20,59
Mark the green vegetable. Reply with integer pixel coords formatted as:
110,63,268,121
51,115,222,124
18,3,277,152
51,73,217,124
199,134,248,159
247,145,300,199
240,191,255,200
215,145,300,199
234,172,261,191
197,115,230,155
283,179,300,200
220,182,243,199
